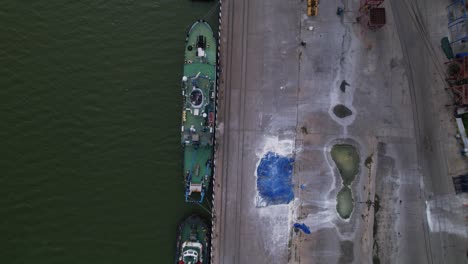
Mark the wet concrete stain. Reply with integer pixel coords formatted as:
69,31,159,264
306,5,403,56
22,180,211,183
333,104,353,118
373,142,399,263
340,80,350,92
390,58,398,69
331,144,360,219
339,25,352,68
338,240,354,264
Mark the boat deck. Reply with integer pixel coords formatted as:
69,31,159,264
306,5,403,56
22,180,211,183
185,21,216,65
184,145,212,186
181,64,215,146
181,20,217,203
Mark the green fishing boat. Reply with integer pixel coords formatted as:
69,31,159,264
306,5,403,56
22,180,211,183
175,215,210,264
181,20,216,203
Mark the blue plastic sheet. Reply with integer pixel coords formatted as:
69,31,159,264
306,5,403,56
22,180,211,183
256,152,294,206
293,223,311,234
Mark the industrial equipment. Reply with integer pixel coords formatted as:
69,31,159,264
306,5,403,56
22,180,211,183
358,0,386,30
447,0,468,43
453,174,468,194
445,55,468,106
307,0,318,16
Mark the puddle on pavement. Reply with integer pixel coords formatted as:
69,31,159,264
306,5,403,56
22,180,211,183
331,144,360,219
338,240,354,263
336,186,354,219
333,104,353,118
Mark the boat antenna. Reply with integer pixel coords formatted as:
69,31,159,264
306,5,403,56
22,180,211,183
186,197,212,215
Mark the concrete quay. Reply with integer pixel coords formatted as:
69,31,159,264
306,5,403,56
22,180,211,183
212,0,468,263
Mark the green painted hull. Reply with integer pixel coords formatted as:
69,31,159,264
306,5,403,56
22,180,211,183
175,215,209,264
180,20,217,203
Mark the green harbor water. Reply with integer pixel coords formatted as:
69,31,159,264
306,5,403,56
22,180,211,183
0,1,218,263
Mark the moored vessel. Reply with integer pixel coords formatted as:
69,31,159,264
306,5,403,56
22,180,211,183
180,20,217,203
175,215,210,264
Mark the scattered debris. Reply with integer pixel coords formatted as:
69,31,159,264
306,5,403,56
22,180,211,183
337,7,344,16
293,223,311,234
374,194,381,213
365,154,373,169
340,80,350,92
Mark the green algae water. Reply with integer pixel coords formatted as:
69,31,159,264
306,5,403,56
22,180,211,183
0,1,218,263
331,144,360,219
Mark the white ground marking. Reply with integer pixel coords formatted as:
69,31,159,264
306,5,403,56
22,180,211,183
425,195,468,237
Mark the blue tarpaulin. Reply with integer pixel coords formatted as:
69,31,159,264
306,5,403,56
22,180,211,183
256,151,294,206
293,223,311,234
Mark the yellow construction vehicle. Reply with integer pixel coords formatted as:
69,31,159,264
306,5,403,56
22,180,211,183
307,0,318,16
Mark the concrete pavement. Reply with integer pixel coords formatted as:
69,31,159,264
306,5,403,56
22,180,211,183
212,0,468,263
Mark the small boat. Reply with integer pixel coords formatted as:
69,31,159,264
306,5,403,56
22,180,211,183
175,215,210,264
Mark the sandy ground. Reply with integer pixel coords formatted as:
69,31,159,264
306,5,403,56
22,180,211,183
212,0,468,263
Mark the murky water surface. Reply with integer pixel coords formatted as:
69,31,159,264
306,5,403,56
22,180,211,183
0,1,218,263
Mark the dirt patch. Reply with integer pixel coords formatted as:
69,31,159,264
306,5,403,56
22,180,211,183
372,194,381,262
373,143,399,263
